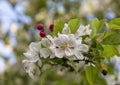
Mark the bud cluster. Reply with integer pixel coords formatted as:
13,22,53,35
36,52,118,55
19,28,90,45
37,24,54,38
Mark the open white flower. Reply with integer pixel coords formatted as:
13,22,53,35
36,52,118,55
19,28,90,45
23,42,42,78
40,37,55,58
23,50,39,62
22,60,41,79
23,42,41,62
75,24,92,38
50,33,77,58
29,42,41,52
74,44,89,59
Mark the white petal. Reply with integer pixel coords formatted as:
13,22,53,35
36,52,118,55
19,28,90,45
75,44,89,53
84,25,92,35
41,38,51,47
55,48,64,58
75,25,91,38
75,25,85,38
62,23,71,34
79,44,89,52
40,48,51,58
23,60,40,79
76,37,82,45
65,47,74,56
74,51,84,59
47,35,54,43
68,34,76,47
54,34,69,47
29,42,41,52
50,53,55,59
23,51,39,62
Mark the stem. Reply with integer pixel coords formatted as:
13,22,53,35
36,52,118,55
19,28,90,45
73,58,95,64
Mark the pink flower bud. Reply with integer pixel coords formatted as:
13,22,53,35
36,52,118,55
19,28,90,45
40,31,46,37
37,24,44,31
49,24,54,31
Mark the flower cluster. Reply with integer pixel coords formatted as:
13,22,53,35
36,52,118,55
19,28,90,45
23,23,92,78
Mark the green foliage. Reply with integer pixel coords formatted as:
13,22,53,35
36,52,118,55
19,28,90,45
68,19,80,33
2,0,120,84
103,32,120,45
100,45,118,60
85,65,98,85
96,75,107,85
108,18,120,30
91,18,105,38
53,20,64,36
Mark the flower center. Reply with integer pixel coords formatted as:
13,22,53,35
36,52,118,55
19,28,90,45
61,42,68,49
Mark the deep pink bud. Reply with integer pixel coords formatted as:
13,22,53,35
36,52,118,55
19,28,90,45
40,31,46,37
49,24,54,31
37,24,44,31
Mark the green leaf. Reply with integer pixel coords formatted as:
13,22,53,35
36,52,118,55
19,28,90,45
109,18,120,30
98,20,105,30
91,18,99,31
68,18,80,33
85,65,98,85
90,18,105,38
53,20,64,36
100,45,118,60
103,32,120,45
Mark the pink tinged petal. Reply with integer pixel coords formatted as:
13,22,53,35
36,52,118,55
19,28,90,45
62,23,71,34
55,48,65,58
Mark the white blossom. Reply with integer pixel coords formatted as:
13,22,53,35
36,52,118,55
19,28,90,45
62,23,71,34
40,37,55,58
75,24,92,38
23,50,39,62
23,42,41,62
50,33,75,58
50,33,89,59
29,42,41,52
23,23,91,78
22,60,41,79
23,42,42,78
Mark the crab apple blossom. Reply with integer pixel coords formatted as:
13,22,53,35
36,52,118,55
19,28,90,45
75,24,92,38
22,17,120,85
23,21,92,78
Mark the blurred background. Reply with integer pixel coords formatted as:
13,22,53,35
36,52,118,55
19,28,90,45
0,0,120,85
